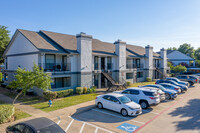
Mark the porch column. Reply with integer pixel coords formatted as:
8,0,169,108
105,57,108,71
41,53,45,69
98,56,101,70
98,73,101,88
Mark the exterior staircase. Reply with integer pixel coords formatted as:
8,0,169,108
101,72,127,91
155,68,168,79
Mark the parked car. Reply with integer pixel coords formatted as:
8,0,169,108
6,117,65,133
95,93,142,116
115,87,160,109
166,77,189,87
155,80,188,92
176,75,198,86
139,86,165,101
159,83,181,94
141,84,177,100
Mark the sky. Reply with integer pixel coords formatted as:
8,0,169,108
1,0,200,51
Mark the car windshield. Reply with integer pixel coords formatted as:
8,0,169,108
118,96,131,104
158,86,166,91
39,124,65,133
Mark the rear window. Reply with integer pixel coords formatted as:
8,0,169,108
143,91,154,96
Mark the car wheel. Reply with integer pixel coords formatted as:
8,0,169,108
188,81,193,86
97,102,103,109
165,93,171,100
121,109,128,116
140,101,148,109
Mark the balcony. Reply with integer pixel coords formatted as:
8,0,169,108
153,63,161,68
126,64,143,69
94,63,113,70
39,63,71,72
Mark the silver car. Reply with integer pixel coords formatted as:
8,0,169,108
159,83,181,94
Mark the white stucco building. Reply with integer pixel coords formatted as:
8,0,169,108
3,29,169,95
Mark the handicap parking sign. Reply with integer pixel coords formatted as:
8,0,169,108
117,123,139,133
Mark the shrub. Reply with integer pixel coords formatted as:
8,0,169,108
76,87,83,95
0,72,2,82
146,77,152,82
56,89,73,98
126,81,131,86
89,88,93,93
0,104,15,124
43,91,57,100
83,87,88,94
91,87,96,93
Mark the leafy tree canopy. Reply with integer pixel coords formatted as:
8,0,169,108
173,65,187,74
9,64,52,104
167,47,177,51
0,25,10,63
177,43,194,58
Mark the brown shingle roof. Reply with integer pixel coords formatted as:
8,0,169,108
18,29,160,57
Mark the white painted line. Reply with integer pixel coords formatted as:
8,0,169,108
65,119,74,132
95,127,99,133
68,116,113,133
57,116,61,125
142,110,159,115
79,122,85,133
92,109,145,125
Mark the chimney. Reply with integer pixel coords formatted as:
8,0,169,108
145,45,153,69
160,48,167,68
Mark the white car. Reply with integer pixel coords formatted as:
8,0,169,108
115,87,160,109
95,93,142,116
139,86,166,102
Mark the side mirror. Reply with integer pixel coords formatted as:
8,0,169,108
117,101,121,104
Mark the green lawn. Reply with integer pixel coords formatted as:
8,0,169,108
128,81,155,87
32,93,98,112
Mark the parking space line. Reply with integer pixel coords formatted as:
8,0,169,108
57,116,61,125
95,127,99,133
92,109,145,125
142,110,159,115
79,122,85,133
68,116,113,133
65,119,74,132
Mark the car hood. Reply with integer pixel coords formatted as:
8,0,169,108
165,89,177,94
178,81,188,85
125,101,141,109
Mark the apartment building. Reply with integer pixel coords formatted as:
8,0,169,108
3,29,169,95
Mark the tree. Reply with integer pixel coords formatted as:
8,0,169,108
0,25,10,63
194,48,200,60
173,65,187,74
178,43,195,58
167,47,177,51
8,64,52,104
167,62,174,70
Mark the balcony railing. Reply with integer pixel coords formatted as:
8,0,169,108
39,63,71,72
126,64,143,69
153,63,161,68
94,63,113,70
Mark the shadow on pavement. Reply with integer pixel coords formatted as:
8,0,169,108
169,99,200,131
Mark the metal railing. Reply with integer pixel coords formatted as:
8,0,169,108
94,63,113,70
126,63,143,69
153,63,161,68
38,63,71,72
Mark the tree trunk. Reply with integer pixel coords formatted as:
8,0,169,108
12,90,23,105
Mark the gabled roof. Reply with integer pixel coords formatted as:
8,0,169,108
167,50,194,60
7,29,161,57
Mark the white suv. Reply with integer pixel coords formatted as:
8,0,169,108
116,87,160,109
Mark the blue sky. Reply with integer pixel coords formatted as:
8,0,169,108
1,0,200,51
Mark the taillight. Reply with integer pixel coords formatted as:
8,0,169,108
175,88,179,90
155,82,157,84
149,97,156,100
196,79,197,82
96,97,98,99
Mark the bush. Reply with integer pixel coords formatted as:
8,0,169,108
83,87,88,94
56,89,73,98
76,87,83,95
0,104,15,124
146,77,152,82
126,81,131,86
43,91,57,100
0,72,2,82
89,88,93,93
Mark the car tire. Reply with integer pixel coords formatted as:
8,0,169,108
140,101,149,109
121,109,128,116
188,81,193,86
97,102,103,109
165,93,171,100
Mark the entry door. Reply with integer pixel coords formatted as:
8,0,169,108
101,57,105,70
62,56,68,71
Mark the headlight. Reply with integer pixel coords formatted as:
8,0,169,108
128,107,135,110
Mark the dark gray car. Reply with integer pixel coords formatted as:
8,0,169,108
6,117,65,133
176,75,198,86
166,77,189,87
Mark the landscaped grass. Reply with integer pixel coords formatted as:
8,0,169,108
128,81,155,87
32,93,98,112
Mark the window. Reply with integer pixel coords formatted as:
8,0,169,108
103,95,110,100
45,54,55,63
64,77,71,87
126,73,133,79
110,96,120,103
13,124,25,132
143,91,154,96
130,90,140,95
122,90,131,94
23,126,34,133
137,72,143,78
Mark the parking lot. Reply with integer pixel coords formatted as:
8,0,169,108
52,84,200,133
